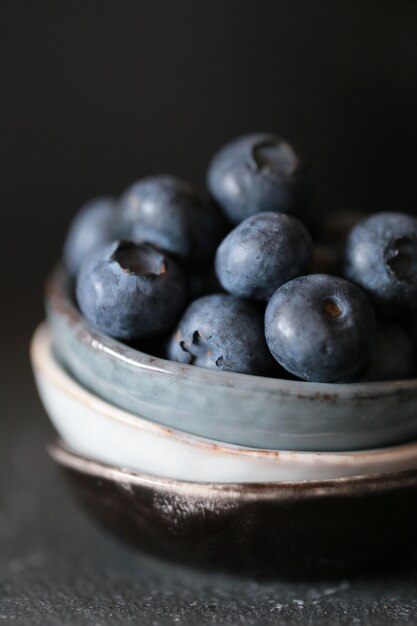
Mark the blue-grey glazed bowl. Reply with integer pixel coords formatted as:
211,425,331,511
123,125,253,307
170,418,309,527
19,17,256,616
46,267,417,452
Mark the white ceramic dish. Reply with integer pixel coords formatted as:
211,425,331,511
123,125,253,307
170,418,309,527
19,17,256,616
31,323,417,483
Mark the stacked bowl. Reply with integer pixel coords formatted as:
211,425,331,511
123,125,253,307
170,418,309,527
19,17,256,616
31,266,417,576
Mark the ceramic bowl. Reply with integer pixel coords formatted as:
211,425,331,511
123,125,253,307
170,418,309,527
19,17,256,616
46,267,417,452
49,440,417,576
31,323,417,482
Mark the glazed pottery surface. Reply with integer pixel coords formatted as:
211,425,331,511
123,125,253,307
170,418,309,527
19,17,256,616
46,267,417,452
32,323,417,482
49,441,417,576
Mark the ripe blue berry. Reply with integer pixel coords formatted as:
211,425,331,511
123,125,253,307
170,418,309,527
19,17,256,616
64,196,120,277
168,294,275,375
76,240,186,341
265,274,376,382
207,133,309,224
215,212,313,300
120,175,226,266
344,212,417,313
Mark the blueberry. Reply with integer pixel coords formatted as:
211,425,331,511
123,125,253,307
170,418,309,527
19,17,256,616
215,212,313,300
63,196,120,277
355,322,415,382
76,240,186,341
168,294,275,375
265,274,376,382
344,212,417,313
207,133,309,224
120,175,226,266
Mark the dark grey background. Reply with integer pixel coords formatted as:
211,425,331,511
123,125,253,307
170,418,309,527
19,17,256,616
2,1,417,622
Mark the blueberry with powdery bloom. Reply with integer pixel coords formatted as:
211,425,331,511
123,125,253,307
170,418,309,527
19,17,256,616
215,212,313,301
344,212,417,314
207,133,309,224
120,175,226,266
265,274,377,382
168,294,275,376
64,196,120,277
76,240,186,341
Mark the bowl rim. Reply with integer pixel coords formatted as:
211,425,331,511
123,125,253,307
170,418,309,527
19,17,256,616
34,322,417,467
47,265,417,399
49,439,417,497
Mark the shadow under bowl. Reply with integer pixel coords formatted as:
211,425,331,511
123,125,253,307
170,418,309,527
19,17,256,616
46,267,417,452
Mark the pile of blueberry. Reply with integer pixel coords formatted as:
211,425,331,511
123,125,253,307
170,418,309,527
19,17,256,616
64,132,417,383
